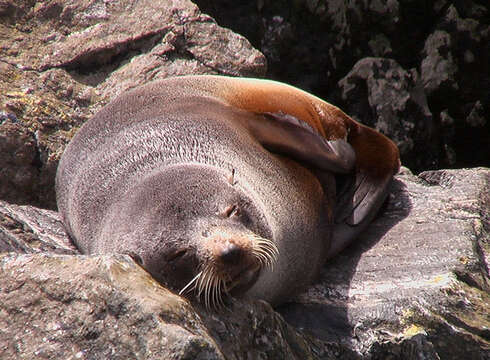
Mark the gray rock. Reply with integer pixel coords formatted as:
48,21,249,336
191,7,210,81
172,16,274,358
0,251,356,359
421,30,459,95
279,167,490,359
0,201,76,254
0,253,226,360
1,167,489,359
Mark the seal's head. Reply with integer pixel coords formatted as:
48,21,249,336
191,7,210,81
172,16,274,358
98,164,277,308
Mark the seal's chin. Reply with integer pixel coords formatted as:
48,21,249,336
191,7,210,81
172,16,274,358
225,264,261,296
178,262,263,309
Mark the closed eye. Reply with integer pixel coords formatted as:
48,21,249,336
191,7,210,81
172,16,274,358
166,249,188,262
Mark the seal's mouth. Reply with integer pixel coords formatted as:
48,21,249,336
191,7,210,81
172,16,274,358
225,264,261,295
178,234,278,309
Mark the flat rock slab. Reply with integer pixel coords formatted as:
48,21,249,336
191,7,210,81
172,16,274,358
1,168,489,359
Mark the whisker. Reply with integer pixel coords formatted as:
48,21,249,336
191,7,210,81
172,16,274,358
189,235,279,310
203,276,209,308
252,235,279,271
216,285,222,308
219,282,225,308
213,277,220,308
207,266,217,309
205,273,212,309
254,251,270,266
204,267,213,309
178,271,203,295
197,265,210,298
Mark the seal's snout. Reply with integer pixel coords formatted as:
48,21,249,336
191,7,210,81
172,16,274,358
206,230,263,284
209,230,253,258
219,243,243,264
177,227,277,308
207,231,252,266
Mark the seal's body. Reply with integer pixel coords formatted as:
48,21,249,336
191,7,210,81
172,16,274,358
56,75,399,306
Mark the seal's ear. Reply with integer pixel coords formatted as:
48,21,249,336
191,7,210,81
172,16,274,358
227,168,236,186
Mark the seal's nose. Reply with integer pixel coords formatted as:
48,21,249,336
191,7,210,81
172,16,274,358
220,243,243,264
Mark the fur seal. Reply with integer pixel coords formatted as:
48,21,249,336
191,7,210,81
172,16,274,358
56,75,400,307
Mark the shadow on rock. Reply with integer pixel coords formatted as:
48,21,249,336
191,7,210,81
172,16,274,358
277,178,412,344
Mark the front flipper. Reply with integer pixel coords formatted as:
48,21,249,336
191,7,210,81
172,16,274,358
327,169,394,258
327,122,400,258
245,111,356,174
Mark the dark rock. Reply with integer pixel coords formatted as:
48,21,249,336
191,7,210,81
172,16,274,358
338,58,436,170
439,109,457,166
261,15,294,64
367,34,393,58
418,5,490,169
466,100,485,127
1,168,489,359
421,30,459,95
0,120,39,205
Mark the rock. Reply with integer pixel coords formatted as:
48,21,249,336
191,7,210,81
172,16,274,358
0,254,226,359
279,167,490,359
1,168,489,359
0,201,76,254
338,58,436,170
261,15,294,65
0,0,266,209
439,109,457,166
367,34,393,58
0,116,38,205
421,30,459,95
0,251,357,359
466,100,485,127
418,5,490,169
